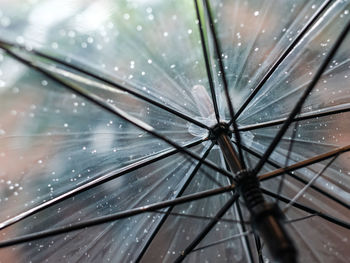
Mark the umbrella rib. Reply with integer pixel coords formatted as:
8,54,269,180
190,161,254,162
202,0,246,169
252,20,350,176
261,189,350,230
235,200,256,263
282,155,338,213
0,139,204,231
0,39,210,131
275,121,299,205
0,44,235,180
259,145,350,181
218,147,256,262
247,133,338,148
285,214,317,224
236,141,350,210
134,141,215,262
193,0,221,123
220,149,255,263
151,210,249,225
201,0,232,119
237,103,350,132
174,193,239,262
0,185,235,248
190,230,253,253
231,0,334,122
237,55,350,124
253,233,264,263
201,167,227,188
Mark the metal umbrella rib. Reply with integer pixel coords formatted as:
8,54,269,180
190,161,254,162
230,0,334,123
200,0,247,170
0,45,235,181
193,0,221,123
252,20,350,176
174,194,239,262
259,145,350,181
0,139,205,231
134,141,216,262
262,189,350,230
236,141,350,210
237,103,350,132
1,157,348,248
0,39,211,131
235,201,257,263
0,184,236,248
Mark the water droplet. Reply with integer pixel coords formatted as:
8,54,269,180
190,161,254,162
51,42,58,49
68,30,76,38
0,16,11,27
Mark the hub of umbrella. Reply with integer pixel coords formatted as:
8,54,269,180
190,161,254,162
211,123,297,263
209,122,232,141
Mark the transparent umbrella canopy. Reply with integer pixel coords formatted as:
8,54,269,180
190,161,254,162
0,0,349,262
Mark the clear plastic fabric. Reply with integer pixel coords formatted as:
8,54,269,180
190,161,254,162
0,0,349,262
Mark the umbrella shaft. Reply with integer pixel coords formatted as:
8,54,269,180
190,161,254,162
217,133,297,263
217,133,243,173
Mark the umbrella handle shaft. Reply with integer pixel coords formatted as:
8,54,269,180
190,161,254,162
217,132,297,263
217,132,243,173
254,207,297,263
243,183,297,263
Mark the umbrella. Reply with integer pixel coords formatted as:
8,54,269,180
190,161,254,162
0,0,349,262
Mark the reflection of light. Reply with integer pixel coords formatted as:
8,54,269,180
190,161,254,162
26,0,79,43
74,1,110,32
28,0,78,27
0,60,26,94
129,0,162,4
91,125,115,154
